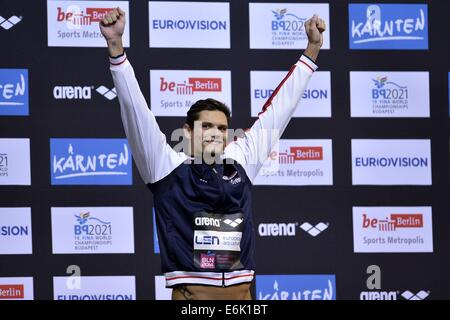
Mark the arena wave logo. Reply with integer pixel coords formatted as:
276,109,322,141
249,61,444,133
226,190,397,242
149,2,230,48
0,69,28,116
256,275,336,300
300,222,328,237
401,290,430,300
349,4,428,49
0,16,22,30
222,218,243,228
50,138,132,185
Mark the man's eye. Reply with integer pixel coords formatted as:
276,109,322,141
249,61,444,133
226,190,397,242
219,127,227,132
202,123,211,129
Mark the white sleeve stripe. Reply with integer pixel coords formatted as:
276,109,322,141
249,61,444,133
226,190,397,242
298,55,318,73
109,53,127,66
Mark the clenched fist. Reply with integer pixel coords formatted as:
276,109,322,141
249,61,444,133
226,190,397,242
304,14,326,62
100,7,126,56
305,14,326,48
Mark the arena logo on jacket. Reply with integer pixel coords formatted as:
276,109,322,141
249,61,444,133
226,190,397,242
50,138,132,185
47,0,130,47
349,4,428,50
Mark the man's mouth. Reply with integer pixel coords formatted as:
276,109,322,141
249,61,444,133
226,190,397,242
204,139,223,145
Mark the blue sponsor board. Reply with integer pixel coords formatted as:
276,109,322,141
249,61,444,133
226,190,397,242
0,69,29,115
256,274,336,300
50,138,132,185
349,4,428,50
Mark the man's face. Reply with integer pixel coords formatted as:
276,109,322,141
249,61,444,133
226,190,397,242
186,110,229,162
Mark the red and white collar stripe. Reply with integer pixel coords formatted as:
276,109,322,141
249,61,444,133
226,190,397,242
165,270,255,287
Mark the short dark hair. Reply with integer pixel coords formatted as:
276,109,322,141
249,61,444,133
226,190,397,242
186,98,231,129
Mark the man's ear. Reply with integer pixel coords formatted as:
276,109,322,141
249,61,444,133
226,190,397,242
183,123,192,140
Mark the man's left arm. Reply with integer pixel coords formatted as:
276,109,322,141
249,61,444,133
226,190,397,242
226,14,326,182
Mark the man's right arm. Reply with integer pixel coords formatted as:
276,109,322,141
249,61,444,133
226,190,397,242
109,55,187,184
102,9,187,184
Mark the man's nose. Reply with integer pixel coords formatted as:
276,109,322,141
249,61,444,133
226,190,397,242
208,126,222,136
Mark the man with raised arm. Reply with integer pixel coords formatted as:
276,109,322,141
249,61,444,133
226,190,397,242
100,8,325,300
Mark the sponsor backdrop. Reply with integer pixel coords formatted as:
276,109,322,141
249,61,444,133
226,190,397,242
0,0,449,300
